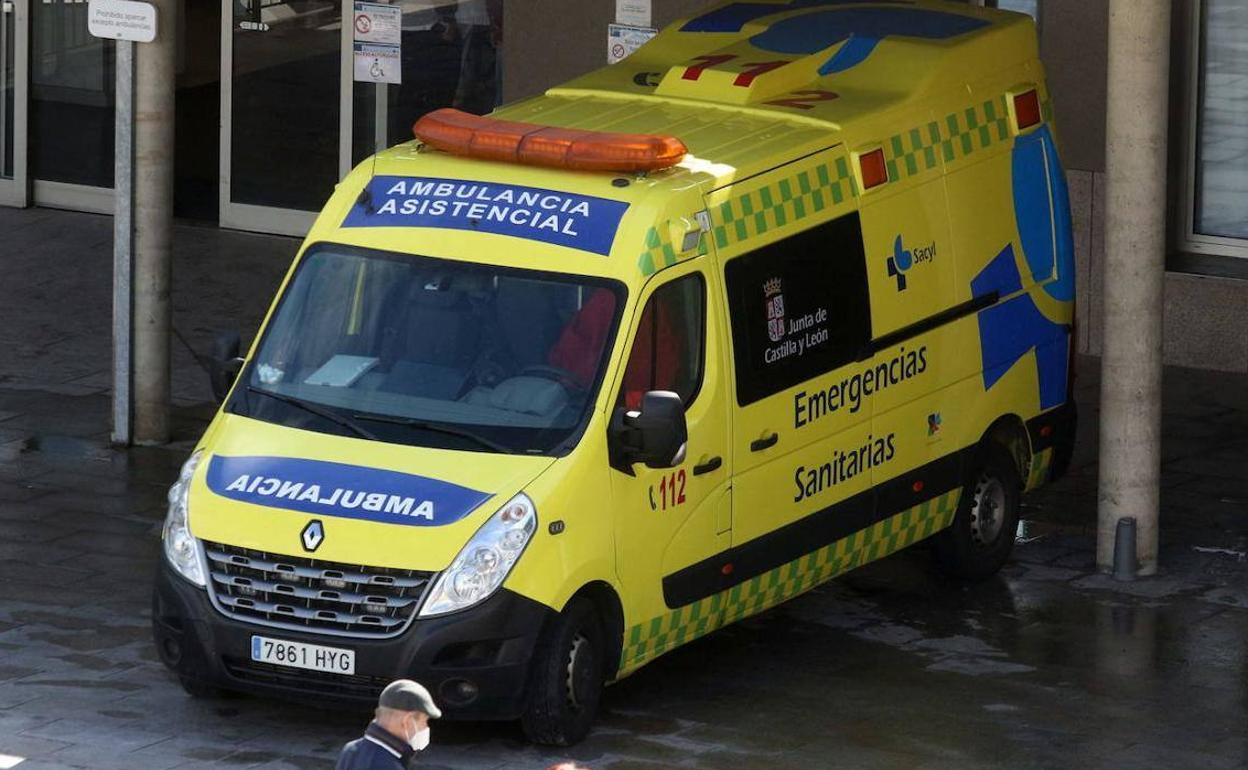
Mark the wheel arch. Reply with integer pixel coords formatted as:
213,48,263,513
979,414,1031,486
566,581,625,681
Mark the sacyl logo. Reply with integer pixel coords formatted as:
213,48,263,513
886,235,936,291
301,520,325,552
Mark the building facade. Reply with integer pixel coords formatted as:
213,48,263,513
1,0,1246,371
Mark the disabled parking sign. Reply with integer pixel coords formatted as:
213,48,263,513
353,2,401,83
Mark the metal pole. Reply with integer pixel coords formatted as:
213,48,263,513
1,4,8,180
339,0,353,180
132,0,177,445
111,39,135,445
375,82,387,152
1097,0,1171,575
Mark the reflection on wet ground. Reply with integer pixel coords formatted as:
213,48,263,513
0,362,1243,769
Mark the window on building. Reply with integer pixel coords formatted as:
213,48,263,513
1193,0,1248,245
724,213,871,406
29,1,115,188
618,274,706,411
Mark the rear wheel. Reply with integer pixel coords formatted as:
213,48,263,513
936,446,1021,580
521,597,605,746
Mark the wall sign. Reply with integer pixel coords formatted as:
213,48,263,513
608,23,657,64
353,1,402,45
87,0,157,43
353,2,402,84
616,0,652,28
353,43,401,85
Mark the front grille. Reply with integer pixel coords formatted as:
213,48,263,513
222,656,391,699
203,542,433,638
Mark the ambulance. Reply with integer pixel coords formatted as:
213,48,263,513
152,0,1076,745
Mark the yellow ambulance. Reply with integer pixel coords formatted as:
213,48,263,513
153,0,1076,745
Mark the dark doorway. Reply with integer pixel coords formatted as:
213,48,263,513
175,0,222,221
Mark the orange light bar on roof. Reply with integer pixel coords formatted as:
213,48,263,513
412,108,688,173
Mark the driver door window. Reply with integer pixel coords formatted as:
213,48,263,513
618,275,706,410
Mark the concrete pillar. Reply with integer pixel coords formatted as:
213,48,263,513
1096,0,1171,575
132,0,178,445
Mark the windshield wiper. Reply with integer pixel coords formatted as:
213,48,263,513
350,412,510,454
247,386,378,440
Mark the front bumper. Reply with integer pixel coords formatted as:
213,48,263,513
1027,400,1077,485
151,559,554,720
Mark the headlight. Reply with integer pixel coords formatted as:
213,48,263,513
419,493,537,617
162,450,207,587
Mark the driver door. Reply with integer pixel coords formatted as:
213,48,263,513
609,260,733,671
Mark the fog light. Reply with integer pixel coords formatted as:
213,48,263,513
439,677,479,705
161,637,182,664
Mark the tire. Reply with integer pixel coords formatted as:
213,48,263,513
935,445,1022,580
520,597,605,746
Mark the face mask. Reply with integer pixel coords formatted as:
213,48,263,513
408,725,430,752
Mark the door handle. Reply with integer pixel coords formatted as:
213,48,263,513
749,432,779,452
692,456,722,476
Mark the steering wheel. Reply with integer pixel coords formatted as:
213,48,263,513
520,365,585,393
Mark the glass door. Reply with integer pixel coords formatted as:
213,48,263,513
349,0,503,167
221,0,344,236
220,0,503,237
0,0,28,207
29,0,115,213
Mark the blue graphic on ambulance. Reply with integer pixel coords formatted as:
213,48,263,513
342,176,630,256
682,1,989,74
887,234,912,290
205,455,492,527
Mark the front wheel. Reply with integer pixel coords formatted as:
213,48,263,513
520,598,605,746
935,447,1021,580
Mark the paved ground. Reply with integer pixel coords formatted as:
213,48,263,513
1,207,1247,769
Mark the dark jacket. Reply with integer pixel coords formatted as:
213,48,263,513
335,721,416,770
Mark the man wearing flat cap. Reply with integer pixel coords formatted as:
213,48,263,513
336,679,441,769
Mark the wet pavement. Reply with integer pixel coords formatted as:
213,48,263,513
1,207,1247,769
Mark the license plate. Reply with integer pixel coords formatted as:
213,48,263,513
250,635,355,675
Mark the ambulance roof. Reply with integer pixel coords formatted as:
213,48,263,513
489,0,1037,179
345,2,1040,284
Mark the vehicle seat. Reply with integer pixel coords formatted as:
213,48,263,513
495,278,569,368
404,283,479,366
620,300,682,410
461,376,569,419
546,288,618,388
382,281,480,399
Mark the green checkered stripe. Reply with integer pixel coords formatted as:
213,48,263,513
1026,447,1054,492
707,158,857,253
637,222,708,276
619,489,961,672
883,95,1011,183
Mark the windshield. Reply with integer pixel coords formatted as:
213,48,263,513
230,245,625,455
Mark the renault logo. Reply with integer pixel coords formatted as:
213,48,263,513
301,520,325,552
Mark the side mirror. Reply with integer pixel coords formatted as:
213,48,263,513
609,390,688,473
209,329,244,402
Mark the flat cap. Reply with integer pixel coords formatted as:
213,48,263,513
378,679,441,719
